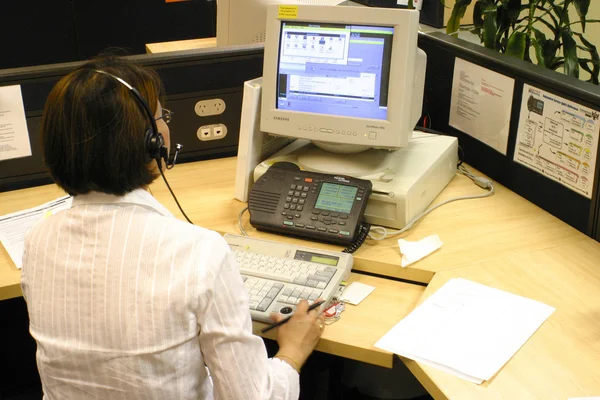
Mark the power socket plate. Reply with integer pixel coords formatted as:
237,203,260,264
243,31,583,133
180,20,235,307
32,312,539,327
195,99,226,116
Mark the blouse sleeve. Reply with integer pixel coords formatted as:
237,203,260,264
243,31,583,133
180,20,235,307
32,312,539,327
196,234,300,400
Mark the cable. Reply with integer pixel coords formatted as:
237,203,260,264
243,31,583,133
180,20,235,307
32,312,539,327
367,165,494,241
238,206,249,236
342,222,371,254
158,165,194,224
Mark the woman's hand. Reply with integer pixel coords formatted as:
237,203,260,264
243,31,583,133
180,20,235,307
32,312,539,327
272,299,325,372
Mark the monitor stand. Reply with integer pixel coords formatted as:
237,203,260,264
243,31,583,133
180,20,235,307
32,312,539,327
254,132,458,229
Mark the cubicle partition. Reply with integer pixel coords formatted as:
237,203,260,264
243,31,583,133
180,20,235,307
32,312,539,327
418,32,600,240
0,45,265,192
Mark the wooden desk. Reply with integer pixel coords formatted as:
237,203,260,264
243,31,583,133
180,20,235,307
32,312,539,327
2,156,600,397
0,159,424,368
405,238,600,399
145,37,216,54
0,157,591,294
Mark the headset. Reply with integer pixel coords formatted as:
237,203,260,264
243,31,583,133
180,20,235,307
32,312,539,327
93,69,192,223
93,69,182,169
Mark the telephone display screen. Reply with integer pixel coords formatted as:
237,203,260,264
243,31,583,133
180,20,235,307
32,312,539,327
315,183,357,213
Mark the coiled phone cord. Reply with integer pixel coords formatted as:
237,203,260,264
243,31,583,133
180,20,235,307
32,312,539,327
342,222,371,254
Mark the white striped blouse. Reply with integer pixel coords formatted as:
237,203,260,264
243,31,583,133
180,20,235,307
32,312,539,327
21,188,299,400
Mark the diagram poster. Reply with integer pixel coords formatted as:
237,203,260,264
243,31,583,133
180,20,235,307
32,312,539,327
514,84,599,199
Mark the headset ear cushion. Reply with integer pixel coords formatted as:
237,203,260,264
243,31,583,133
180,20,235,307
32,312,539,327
145,129,167,165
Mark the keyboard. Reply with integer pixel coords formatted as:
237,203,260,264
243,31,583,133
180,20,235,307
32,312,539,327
224,233,353,323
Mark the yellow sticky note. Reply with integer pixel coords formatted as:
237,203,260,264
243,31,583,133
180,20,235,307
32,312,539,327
278,5,298,19
43,211,53,218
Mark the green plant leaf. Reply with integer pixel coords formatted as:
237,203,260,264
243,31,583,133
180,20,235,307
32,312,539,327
531,39,547,68
574,0,590,28
473,1,484,28
446,0,472,35
506,31,527,59
482,7,498,49
506,0,521,23
573,31,600,83
531,27,547,43
552,2,570,26
561,29,580,78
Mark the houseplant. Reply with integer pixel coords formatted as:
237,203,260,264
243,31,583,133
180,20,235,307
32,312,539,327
442,0,599,84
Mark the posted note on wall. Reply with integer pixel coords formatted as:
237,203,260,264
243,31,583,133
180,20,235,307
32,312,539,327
0,85,32,161
449,58,515,155
514,84,599,199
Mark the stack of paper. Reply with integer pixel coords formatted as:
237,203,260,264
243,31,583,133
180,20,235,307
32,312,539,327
0,196,72,269
375,278,555,384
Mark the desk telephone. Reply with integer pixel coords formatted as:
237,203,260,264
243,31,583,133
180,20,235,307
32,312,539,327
248,162,372,245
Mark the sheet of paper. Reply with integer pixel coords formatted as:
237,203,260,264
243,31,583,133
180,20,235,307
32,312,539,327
568,398,600,400
514,84,599,199
374,278,555,384
0,196,72,269
340,282,375,305
398,234,443,267
449,58,515,155
0,85,32,161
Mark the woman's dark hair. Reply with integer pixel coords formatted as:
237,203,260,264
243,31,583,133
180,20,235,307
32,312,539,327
41,57,164,196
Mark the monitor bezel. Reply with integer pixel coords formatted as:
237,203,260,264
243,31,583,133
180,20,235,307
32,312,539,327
261,4,420,149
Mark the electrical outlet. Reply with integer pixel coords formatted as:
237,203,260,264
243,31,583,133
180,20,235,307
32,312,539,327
197,124,227,141
195,99,226,116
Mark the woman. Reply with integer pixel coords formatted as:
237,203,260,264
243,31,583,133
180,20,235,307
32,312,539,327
21,57,324,399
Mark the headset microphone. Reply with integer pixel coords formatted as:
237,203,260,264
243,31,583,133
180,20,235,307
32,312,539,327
166,143,183,170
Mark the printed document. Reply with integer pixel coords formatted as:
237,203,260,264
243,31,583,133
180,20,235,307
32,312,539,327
0,196,72,269
449,58,514,155
375,278,555,384
0,85,32,161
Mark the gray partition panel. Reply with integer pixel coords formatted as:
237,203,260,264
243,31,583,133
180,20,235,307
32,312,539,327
418,32,600,239
0,45,265,192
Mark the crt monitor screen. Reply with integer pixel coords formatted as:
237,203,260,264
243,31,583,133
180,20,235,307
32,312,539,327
276,21,393,120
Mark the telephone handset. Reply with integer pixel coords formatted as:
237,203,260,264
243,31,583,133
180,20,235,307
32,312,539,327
248,162,372,245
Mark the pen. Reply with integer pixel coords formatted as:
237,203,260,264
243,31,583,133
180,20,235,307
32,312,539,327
261,300,326,334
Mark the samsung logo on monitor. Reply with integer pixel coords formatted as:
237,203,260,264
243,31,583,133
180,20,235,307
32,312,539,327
273,116,290,121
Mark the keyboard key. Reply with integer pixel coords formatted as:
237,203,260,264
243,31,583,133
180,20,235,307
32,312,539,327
240,267,294,283
257,298,273,312
306,279,318,288
294,277,308,285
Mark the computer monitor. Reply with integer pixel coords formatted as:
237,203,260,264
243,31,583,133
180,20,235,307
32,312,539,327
216,0,347,47
260,4,426,153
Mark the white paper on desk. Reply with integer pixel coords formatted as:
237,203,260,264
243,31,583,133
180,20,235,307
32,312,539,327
0,196,72,269
340,282,375,305
0,85,32,161
398,234,443,267
374,278,555,384
568,398,600,399
449,58,515,155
